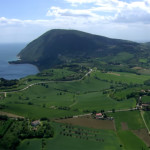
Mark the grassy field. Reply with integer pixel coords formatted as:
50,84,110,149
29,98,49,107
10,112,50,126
2,103,81,119
45,134,121,150
17,122,123,150
142,96,150,103
143,111,150,130
139,58,148,63
0,67,88,92
74,92,136,111
2,88,136,119
118,130,149,150
2,69,150,93
109,111,146,130
53,74,111,93
93,70,150,84
24,68,84,81
1,68,150,150
0,69,141,119
18,135,122,150
111,52,134,62
17,139,42,150
113,87,141,100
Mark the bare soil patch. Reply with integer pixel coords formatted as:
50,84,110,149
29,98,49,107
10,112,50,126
107,72,120,76
0,111,24,119
56,117,115,130
121,122,128,130
132,129,150,146
132,67,142,70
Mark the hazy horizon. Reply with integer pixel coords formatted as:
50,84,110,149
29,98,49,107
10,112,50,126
0,29,149,44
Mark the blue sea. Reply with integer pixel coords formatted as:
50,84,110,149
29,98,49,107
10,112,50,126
0,43,39,80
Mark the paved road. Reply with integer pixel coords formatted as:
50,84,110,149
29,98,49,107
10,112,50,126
73,108,137,118
106,108,137,113
73,113,92,118
0,69,93,94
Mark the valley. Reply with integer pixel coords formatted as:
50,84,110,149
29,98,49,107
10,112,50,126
0,65,150,150
0,30,150,150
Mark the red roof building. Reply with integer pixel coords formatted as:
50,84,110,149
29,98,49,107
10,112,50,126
96,113,103,119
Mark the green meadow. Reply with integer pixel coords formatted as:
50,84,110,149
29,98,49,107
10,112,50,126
17,123,123,150
1,68,150,150
109,111,146,130
118,130,148,150
73,92,136,111
142,96,150,103
17,139,42,150
144,111,150,130
93,70,150,84
1,73,137,119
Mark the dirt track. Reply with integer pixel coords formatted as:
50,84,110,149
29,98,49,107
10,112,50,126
0,111,24,119
133,129,150,146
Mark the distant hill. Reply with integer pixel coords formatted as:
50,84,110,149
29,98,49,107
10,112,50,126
144,42,150,47
15,29,149,70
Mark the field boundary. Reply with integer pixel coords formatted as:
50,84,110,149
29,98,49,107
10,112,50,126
140,110,150,134
0,111,24,119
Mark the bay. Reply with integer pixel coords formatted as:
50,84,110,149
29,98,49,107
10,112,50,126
0,43,39,80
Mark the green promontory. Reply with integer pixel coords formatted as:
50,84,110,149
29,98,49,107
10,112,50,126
16,29,149,70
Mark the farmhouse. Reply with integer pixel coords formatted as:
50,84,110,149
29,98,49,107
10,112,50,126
142,104,150,110
95,113,103,119
31,120,40,126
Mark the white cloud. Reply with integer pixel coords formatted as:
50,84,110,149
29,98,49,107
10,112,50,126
63,0,150,24
65,0,127,7
46,7,98,18
65,0,97,4
114,7,150,23
1,0,150,43
113,0,150,23
0,17,23,26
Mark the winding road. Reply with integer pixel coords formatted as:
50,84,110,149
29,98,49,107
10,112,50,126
1,68,149,134
0,69,93,94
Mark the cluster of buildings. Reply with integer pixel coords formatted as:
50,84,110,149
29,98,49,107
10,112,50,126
137,95,150,110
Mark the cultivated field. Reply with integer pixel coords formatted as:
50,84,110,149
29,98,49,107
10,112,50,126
17,122,122,150
133,129,150,146
1,68,150,150
108,111,146,130
56,117,115,130
118,130,149,150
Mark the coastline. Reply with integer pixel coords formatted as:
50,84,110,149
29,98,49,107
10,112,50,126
8,60,40,72
0,43,39,80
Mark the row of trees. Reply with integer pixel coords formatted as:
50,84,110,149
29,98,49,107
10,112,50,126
0,78,18,88
60,125,105,142
0,119,54,150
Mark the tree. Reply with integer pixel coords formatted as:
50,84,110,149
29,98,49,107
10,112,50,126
92,110,97,114
112,108,115,113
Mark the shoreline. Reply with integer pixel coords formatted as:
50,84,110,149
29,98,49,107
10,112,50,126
0,60,40,80
8,60,39,71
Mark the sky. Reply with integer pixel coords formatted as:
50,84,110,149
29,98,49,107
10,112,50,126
0,0,150,43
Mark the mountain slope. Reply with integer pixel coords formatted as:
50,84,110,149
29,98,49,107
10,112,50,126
17,29,148,70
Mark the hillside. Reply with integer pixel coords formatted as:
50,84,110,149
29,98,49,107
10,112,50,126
2,29,150,150
16,29,149,70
